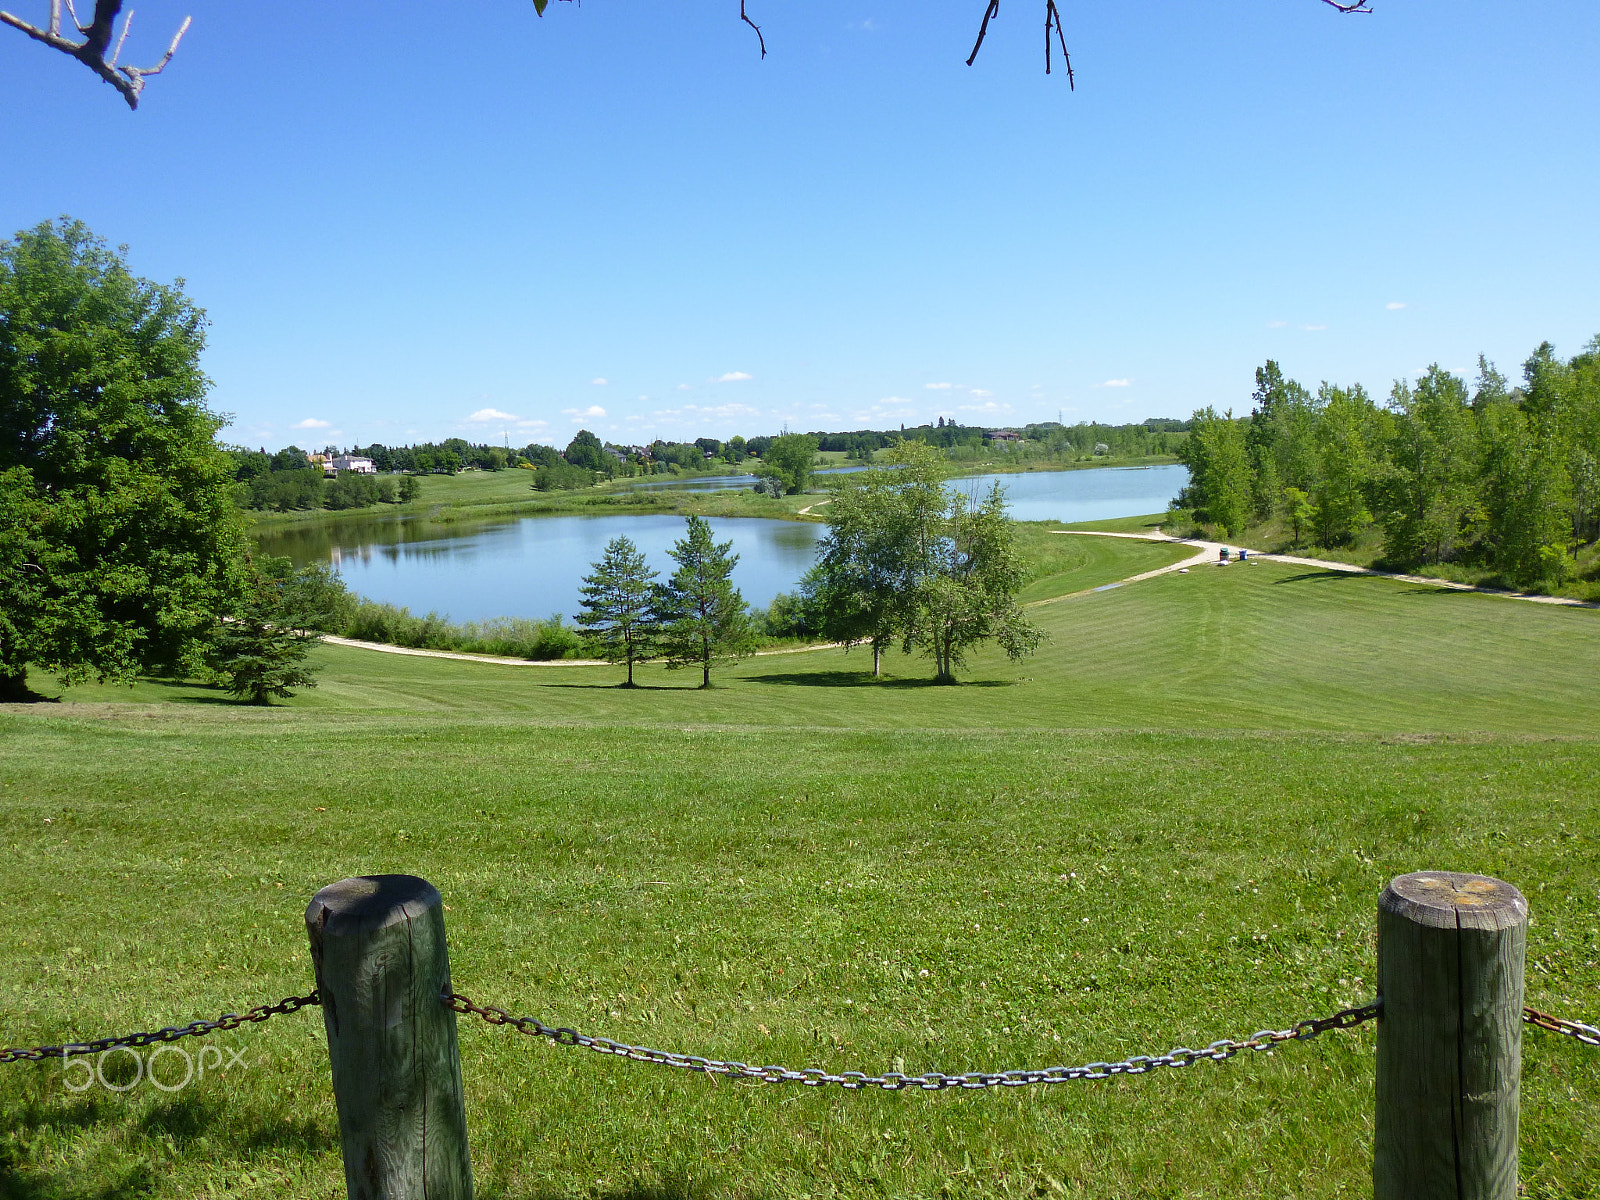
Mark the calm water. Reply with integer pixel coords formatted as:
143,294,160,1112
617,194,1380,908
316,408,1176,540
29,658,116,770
258,514,825,623
255,463,1187,622
957,463,1189,524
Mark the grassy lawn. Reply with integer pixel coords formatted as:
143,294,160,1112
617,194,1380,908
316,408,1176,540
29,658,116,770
2,550,1597,1198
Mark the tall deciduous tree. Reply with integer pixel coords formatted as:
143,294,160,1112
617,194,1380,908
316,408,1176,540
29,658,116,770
576,535,659,686
0,218,243,700
1180,408,1251,537
801,443,946,675
653,516,755,687
806,440,1040,683
906,482,1043,683
1312,384,1380,546
564,429,608,472
1373,366,1479,564
762,433,820,495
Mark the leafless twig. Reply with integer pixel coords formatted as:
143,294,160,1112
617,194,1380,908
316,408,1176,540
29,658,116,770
1044,0,1072,87
966,0,1000,67
739,0,765,59
1319,0,1373,11
0,0,189,109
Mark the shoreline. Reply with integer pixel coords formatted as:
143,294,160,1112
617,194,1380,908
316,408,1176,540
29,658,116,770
243,454,1183,536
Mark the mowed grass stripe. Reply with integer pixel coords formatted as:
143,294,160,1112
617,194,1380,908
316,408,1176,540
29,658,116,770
1,544,1597,1197
36,557,1599,735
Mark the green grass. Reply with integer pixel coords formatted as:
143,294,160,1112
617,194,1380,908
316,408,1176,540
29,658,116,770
2,545,1598,1198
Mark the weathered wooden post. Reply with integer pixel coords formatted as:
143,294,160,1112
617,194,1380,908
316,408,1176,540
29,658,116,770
306,875,473,1200
1374,871,1528,1200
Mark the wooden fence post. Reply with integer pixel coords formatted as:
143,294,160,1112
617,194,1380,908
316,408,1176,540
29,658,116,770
305,875,473,1200
1374,871,1528,1200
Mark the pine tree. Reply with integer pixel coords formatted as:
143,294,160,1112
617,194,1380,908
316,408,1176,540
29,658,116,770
208,562,321,705
575,536,659,686
653,517,755,688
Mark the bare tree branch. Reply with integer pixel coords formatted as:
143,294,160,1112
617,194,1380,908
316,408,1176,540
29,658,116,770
1320,0,1373,11
739,0,765,59
966,0,1000,67
1044,0,1072,87
0,0,189,109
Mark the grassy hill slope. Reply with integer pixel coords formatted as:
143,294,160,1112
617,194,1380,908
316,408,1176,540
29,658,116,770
1,548,1596,1199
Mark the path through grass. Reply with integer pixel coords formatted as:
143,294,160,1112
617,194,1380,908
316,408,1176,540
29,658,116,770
2,548,1597,1198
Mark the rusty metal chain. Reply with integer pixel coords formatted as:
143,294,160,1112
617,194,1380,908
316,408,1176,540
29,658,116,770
444,991,1382,1090
0,992,320,1064
1524,1006,1600,1046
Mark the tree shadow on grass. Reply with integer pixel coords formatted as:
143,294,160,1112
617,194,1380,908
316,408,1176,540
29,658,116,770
744,671,1016,689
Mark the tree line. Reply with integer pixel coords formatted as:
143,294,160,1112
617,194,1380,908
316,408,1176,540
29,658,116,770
1177,348,1600,589
228,416,1188,514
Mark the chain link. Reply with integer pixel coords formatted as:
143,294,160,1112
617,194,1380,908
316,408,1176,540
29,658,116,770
0,992,320,1064
1524,1006,1600,1046
444,991,1382,1090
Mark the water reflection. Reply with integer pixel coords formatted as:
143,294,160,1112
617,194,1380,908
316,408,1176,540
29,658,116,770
258,513,824,623
253,463,1188,622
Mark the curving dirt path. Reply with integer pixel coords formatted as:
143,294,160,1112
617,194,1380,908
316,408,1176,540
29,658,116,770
1047,530,1600,610
319,527,1596,668
319,633,846,668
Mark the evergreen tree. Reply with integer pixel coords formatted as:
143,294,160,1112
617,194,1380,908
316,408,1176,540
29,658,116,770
208,560,321,705
576,535,659,686
653,517,756,687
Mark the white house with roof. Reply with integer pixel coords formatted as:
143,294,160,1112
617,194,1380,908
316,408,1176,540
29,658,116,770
331,454,377,475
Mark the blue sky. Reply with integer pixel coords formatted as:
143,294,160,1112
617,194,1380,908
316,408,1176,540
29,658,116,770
3,1,1596,450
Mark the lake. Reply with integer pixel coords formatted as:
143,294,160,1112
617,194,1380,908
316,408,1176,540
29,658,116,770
256,463,1187,623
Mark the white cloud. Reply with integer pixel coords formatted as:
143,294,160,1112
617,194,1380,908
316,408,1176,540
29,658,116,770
515,418,548,429
1300,324,1328,332
1100,379,1131,388
562,405,607,420
713,371,753,383
591,377,609,385
1267,320,1288,329
969,388,993,398
958,401,1011,414
925,382,954,390
1386,302,1406,310
467,407,519,423
676,383,692,391
292,418,331,429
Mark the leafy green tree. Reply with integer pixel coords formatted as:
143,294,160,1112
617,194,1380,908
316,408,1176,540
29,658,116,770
908,481,1043,683
1180,408,1251,536
0,219,243,700
800,463,923,675
398,474,423,502
1282,486,1317,547
806,440,1040,683
207,559,323,705
564,429,608,472
1479,381,1573,587
762,433,820,495
576,536,660,686
1312,385,1379,545
1371,366,1479,564
653,516,755,687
